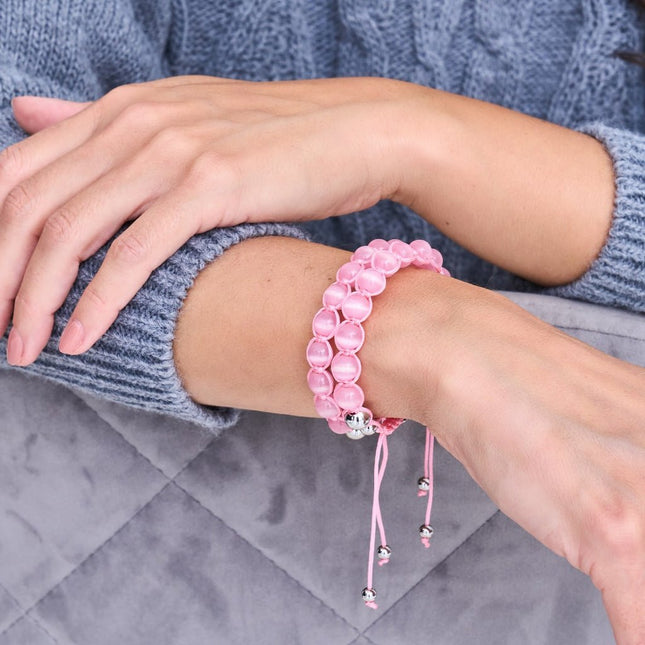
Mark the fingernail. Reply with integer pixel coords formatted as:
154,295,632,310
59,319,85,354
7,328,24,365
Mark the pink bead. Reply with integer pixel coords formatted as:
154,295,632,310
331,352,362,383
335,320,365,352
307,368,334,396
409,239,433,255
410,240,433,267
322,281,350,309
327,416,350,435
439,266,451,277
428,248,444,271
351,245,375,264
306,338,333,369
355,268,387,296
336,261,363,285
312,307,340,340
371,250,401,277
367,239,390,251
333,382,365,411
314,395,341,419
341,292,372,322
389,240,415,267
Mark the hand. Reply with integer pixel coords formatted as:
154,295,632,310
0,75,416,365
412,274,645,644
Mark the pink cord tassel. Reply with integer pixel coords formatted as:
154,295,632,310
364,431,389,609
420,427,435,548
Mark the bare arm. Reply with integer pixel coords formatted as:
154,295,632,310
386,86,615,286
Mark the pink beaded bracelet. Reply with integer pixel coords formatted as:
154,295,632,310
306,238,450,609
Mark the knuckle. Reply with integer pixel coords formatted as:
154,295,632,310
13,290,39,318
119,101,161,130
2,183,34,224
189,151,240,187
109,232,148,266
104,83,136,106
0,144,25,184
42,208,77,245
593,495,644,560
82,283,112,312
150,126,194,156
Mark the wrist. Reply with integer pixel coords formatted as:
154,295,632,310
379,83,457,208
357,265,455,426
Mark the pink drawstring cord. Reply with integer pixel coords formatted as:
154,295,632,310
419,428,435,548
365,431,389,609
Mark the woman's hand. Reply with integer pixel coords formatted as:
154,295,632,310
411,273,645,644
0,75,417,366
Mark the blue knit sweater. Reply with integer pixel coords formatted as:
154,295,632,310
1,0,644,430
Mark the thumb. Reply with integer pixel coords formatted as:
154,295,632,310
11,96,90,133
601,567,645,645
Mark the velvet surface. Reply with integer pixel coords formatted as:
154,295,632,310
1,291,644,645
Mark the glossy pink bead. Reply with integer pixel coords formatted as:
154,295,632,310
409,239,433,255
327,416,350,435
307,368,334,396
341,292,372,322
322,281,351,309
306,338,333,369
333,382,365,411
429,248,444,270
351,245,375,265
367,238,390,251
389,240,415,267
312,307,340,340
331,352,362,383
410,240,434,267
314,395,341,419
371,250,401,277
335,320,365,352
336,261,363,285
355,268,387,296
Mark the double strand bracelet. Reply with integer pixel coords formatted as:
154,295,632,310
305,238,450,609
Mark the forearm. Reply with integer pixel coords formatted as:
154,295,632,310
171,236,445,422
388,85,615,286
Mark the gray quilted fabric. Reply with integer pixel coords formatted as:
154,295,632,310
2,291,644,645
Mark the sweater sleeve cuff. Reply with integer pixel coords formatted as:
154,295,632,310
541,122,645,313
1,222,311,433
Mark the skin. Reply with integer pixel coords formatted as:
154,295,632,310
0,76,642,641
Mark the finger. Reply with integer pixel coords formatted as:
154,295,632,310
58,191,204,355
0,83,147,203
7,155,174,366
12,96,90,133
601,564,645,644
0,118,153,340
0,99,202,340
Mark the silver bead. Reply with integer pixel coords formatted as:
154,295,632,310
361,424,377,436
346,427,365,440
376,545,392,560
362,587,376,602
345,410,372,431
419,524,434,539
417,477,430,492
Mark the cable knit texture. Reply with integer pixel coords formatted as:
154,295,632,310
1,0,644,428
